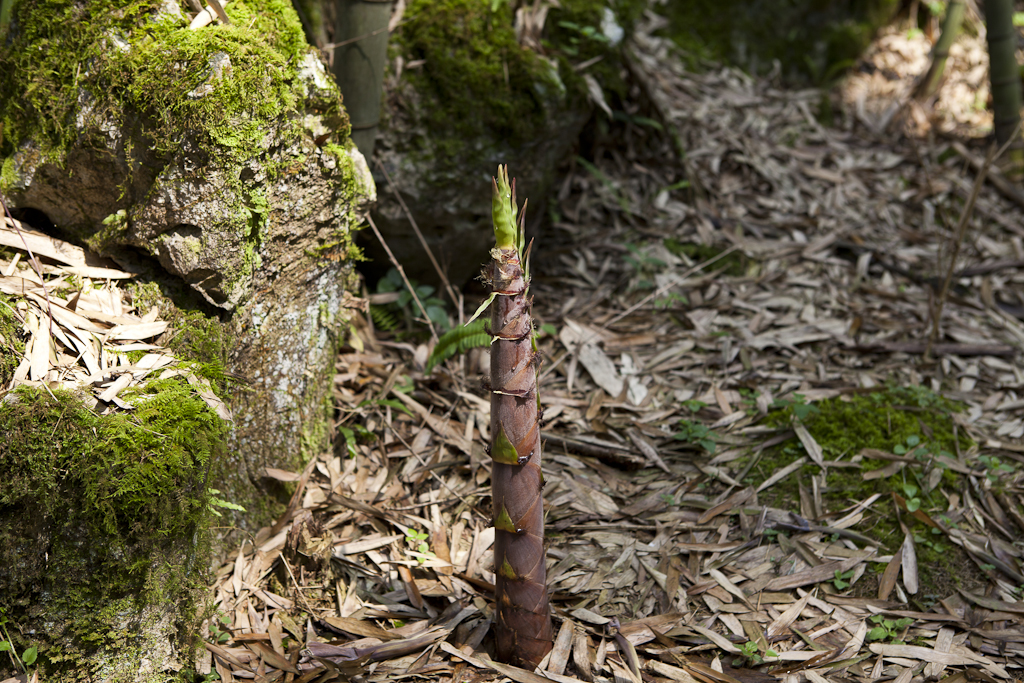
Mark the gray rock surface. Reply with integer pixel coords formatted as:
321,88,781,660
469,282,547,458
2,42,373,488
0,0,373,675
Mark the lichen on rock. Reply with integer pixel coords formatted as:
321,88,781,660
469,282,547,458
0,0,375,484
1,0,368,309
0,0,376,676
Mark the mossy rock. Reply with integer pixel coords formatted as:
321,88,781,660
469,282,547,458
0,0,375,528
365,0,641,286
0,381,225,680
662,0,900,83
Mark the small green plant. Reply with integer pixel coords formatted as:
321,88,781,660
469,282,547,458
866,614,914,643
208,613,232,645
359,397,413,417
424,318,490,374
394,374,415,394
539,323,558,338
207,489,246,517
405,528,429,553
901,483,922,513
831,568,855,590
337,426,358,458
893,434,928,458
0,611,36,672
553,19,610,56
673,419,716,454
372,268,449,334
914,529,947,554
733,640,777,667
771,394,819,422
654,291,688,310
681,399,707,413
977,454,1016,483
624,243,667,290
337,423,374,458
662,238,747,276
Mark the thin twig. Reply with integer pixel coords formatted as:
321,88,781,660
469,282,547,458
928,133,1016,355
280,554,319,616
606,244,741,326
323,23,396,52
366,214,439,342
375,159,463,321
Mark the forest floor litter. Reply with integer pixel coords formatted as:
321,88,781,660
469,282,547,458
2,6,1022,683
196,13,1024,683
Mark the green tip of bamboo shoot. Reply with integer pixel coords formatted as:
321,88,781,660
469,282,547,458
492,165,518,251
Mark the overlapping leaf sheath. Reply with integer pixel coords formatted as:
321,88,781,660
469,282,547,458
485,167,553,667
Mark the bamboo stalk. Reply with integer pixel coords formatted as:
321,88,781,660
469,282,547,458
915,0,965,100
983,0,1022,148
484,166,552,668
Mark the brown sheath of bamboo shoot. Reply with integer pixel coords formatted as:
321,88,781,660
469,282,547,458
486,189,552,667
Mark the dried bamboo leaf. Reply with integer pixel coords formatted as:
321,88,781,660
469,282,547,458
900,532,919,595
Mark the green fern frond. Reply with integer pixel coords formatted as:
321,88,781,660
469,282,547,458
425,318,490,373
370,304,401,332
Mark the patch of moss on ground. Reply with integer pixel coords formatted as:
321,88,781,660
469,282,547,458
744,385,985,598
660,0,899,83
0,380,226,676
1,381,224,547
664,237,749,277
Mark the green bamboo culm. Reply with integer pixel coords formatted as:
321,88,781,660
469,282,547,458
332,0,392,157
984,0,1022,152
915,0,966,100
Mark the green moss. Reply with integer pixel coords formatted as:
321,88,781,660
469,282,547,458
764,385,965,458
745,385,983,596
661,0,900,83
391,0,554,157
128,280,229,391
0,0,341,162
0,294,24,386
314,142,368,263
1,381,223,539
391,0,647,167
1,0,354,302
0,380,225,677
0,155,17,191
542,0,644,100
